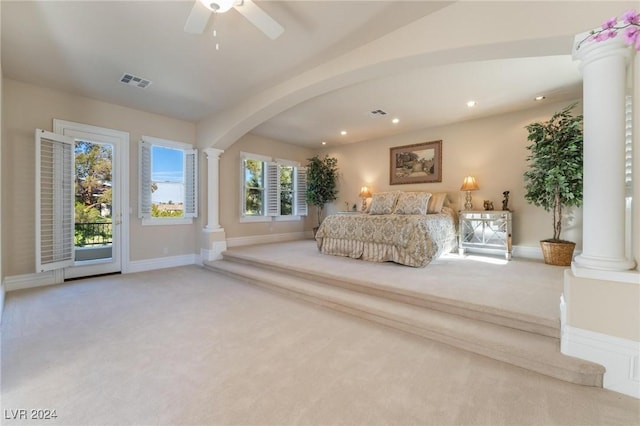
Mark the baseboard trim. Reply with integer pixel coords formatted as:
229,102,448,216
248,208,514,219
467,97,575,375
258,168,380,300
201,240,228,262
512,245,584,261
4,271,57,292
512,245,543,260
226,231,312,248
561,325,640,399
4,255,199,291
128,254,199,274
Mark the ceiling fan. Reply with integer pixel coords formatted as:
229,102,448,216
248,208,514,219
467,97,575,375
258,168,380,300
184,0,284,40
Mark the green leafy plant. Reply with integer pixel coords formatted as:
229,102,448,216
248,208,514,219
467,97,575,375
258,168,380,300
524,103,583,242
306,155,339,226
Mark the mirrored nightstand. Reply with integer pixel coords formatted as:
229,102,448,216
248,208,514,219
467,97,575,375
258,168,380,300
459,210,512,260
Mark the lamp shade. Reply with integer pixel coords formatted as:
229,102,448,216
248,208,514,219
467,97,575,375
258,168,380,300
460,176,479,191
359,186,372,198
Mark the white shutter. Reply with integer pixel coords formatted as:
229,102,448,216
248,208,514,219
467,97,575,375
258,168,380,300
35,129,75,272
184,148,198,218
266,162,280,216
139,140,152,218
296,166,308,216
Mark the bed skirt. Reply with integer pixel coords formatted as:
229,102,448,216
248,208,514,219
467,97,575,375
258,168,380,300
317,237,433,268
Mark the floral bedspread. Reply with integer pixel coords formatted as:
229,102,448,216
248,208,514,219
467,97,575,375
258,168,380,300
315,208,457,267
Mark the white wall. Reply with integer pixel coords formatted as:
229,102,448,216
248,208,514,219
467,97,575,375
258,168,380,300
318,100,583,251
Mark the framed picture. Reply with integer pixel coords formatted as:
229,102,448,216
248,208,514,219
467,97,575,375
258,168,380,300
390,140,442,185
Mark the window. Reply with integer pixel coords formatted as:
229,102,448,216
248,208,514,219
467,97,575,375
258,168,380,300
241,152,307,222
139,136,197,225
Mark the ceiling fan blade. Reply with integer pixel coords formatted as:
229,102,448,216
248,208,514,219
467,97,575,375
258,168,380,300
184,1,212,34
235,0,284,40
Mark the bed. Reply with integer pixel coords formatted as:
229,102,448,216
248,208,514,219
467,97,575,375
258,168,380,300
315,191,457,267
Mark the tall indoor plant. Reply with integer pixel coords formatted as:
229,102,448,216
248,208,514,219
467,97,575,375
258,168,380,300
306,155,338,229
523,103,583,266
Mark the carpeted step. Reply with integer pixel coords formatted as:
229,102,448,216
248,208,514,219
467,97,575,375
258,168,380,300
220,250,559,339
205,259,604,387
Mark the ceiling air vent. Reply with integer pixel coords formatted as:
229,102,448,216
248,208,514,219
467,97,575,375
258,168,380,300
369,109,388,117
120,73,152,89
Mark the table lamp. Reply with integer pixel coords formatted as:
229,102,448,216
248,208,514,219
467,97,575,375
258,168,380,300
460,176,479,210
359,186,372,212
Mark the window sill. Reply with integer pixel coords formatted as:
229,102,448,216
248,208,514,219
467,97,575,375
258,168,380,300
240,216,272,223
274,215,301,222
142,217,194,226
239,215,303,223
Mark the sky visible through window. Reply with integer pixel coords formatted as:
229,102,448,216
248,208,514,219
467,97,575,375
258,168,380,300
152,146,184,204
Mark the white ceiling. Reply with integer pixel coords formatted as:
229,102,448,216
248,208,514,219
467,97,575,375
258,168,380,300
0,1,630,148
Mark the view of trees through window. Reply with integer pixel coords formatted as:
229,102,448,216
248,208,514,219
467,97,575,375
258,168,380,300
280,166,293,215
244,159,264,215
243,158,295,217
74,141,113,247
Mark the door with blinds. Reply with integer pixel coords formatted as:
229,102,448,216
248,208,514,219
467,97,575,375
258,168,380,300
36,121,129,280
36,130,75,272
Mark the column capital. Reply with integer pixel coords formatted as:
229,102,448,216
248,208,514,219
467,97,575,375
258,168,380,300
204,147,224,159
573,30,632,68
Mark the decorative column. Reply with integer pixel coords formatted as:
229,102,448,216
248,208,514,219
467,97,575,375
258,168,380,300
572,31,636,271
202,148,226,262
204,148,224,231
634,53,640,271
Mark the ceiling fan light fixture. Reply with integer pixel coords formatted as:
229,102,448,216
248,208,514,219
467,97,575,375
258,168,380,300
200,0,236,13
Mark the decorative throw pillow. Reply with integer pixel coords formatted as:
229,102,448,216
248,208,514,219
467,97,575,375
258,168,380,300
427,192,448,213
368,192,400,215
393,192,431,215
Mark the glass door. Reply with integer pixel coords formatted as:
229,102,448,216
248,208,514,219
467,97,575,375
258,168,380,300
52,120,128,280
72,140,115,263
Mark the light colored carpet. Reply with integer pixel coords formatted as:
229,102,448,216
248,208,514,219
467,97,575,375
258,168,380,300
224,240,566,323
2,265,639,425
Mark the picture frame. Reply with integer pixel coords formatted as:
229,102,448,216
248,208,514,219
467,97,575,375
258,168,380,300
390,140,442,185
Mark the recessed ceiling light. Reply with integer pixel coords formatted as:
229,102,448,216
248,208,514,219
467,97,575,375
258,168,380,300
392,118,400,124
534,96,546,101
467,101,477,108
321,141,327,145
340,130,347,136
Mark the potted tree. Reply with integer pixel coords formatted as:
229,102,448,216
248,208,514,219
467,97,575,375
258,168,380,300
523,103,583,266
306,155,338,234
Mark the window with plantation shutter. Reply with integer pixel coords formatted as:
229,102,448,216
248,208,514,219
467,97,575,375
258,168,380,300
139,141,152,218
296,166,308,216
184,149,198,218
139,136,198,225
36,129,75,272
266,162,280,216
240,152,307,222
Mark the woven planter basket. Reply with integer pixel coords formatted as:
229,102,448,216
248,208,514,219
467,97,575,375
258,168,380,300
540,240,576,266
